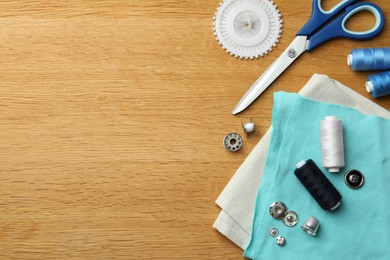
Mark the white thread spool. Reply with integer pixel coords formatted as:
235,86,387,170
320,116,345,173
242,119,256,136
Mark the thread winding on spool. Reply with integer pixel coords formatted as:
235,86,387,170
347,48,390,71
320,116,345,173
242,119,256,136
366,71,390,98
294,159,342,211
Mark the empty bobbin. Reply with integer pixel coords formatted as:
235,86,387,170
223,132,243,152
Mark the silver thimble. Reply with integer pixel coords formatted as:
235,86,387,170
301,216,320,236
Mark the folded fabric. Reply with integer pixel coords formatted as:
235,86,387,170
245,92,390,259
213,74,390,250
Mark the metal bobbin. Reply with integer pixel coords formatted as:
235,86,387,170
242,118,257,136
223,132,243,152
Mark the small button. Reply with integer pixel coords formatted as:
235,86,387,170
344,170,364,189
276,236,286,247
269,227,279,237
282,211,298,227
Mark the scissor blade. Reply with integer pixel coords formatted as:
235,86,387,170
232,36,309,115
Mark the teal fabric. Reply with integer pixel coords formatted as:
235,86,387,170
245,92,390,260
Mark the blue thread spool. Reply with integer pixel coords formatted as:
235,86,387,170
366,71,390,98
347,48,390,71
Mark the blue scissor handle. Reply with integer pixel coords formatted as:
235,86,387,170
307,2,385,51
297,0,358,36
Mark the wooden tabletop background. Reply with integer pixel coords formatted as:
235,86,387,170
0,1,389,259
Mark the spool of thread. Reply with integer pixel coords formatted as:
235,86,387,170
347,48,390,71
294,159,342,211
366,71,390,98
320,116,345,173
242,119,257,136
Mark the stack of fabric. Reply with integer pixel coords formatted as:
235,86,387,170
214,74,390,259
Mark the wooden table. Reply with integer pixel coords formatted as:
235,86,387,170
0,1,389,259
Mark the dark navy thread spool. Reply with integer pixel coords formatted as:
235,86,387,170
294,159,342,211
366,71,390,98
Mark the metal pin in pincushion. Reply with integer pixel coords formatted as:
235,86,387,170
294,159,342,211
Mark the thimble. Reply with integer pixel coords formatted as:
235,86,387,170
301,216,320,236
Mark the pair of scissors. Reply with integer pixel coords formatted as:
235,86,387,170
232,0,385,115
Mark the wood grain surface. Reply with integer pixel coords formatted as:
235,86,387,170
0,1,389,259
